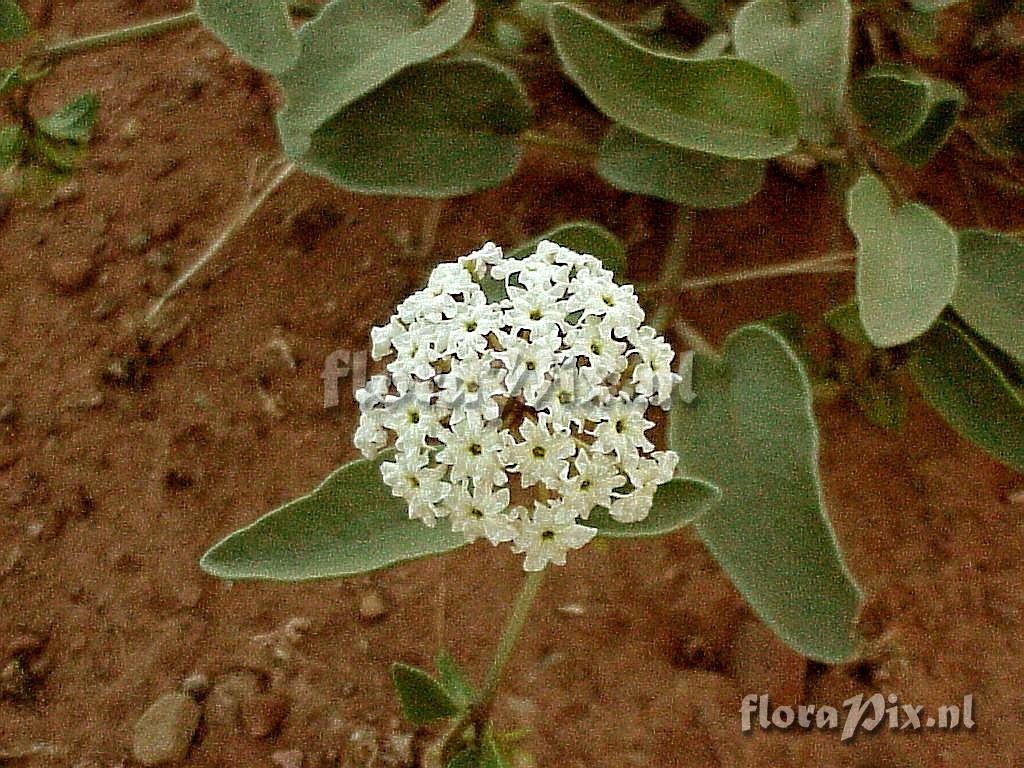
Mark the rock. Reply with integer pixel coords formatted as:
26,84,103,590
47,254,94,292
132,692,201,766
728,618,807,707
204,670,260,730
271,749,304,768
241,692,290,739
357,591,387,622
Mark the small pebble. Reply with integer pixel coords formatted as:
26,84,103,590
241,692,290,739
358,591,387,622
131,692,200,766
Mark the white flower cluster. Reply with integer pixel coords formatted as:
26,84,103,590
355,241,681,571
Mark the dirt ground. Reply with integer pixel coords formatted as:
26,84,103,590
2,2,1023,766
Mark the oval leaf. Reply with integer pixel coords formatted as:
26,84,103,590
952,230,1024,362
669,323,863,662
436,650,476,708
196,0,300,74
200,453,468,581
908,320,1024,473
300,57,530,197
597,125,766,208
588,477,721,538
0,0,28,42
733,0,852,144
848,174,958,347
546,3,800,159
391,663,461,725
850,65,963,167
276,0,475,157
507,220,628,279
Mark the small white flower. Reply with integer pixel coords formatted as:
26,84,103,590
380,452,450,526
502,414,576,488
512,499,597,571
436,413,508,487
590,396,656,462
557,448,625,519
609,484,656,524
446,483,516,545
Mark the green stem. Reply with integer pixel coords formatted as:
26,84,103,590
145,159,297,324
438,570,545,764
650,208,693,333
41,2,321,60
666,253,855,292
43,10,200,59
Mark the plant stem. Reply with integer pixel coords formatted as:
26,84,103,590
41,2,321,60
650,208,693,333
145,160,296,324
43,10,200,59
644,252,855,294
438,570,545,764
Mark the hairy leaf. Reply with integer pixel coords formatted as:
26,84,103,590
300,57,529,197
669,323,863,662
733,0,852,143
200,452,468,581
392,663,461,725
848,174,957,347
277,0,475,156
908,319,1024,472
598,125,766,208
850,65,963,166
547,3,800,159
952,230,1024,362
196,0,300,74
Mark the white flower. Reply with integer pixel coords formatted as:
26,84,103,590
501,414,576,488
446,483,517,545
512,499,597,571
355,240,681,571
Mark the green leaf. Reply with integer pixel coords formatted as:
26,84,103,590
196,0,300,74
850,65,963,166
436,650,476,708
589,477,721,538
598,125,766,208
479,731,510,768
0,0,29,42
847,174,958,347
733,0,852,144
546,3,800,159
668,323,863,662
36,93,99,143
0,67,21,96
276,0,475,157
908,319,1024,472
0,125,24,167
507,220,627,279
952,230,1024,362
824,301,872,346
299,57,529,197
391,663,461,725
200,453,468,581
